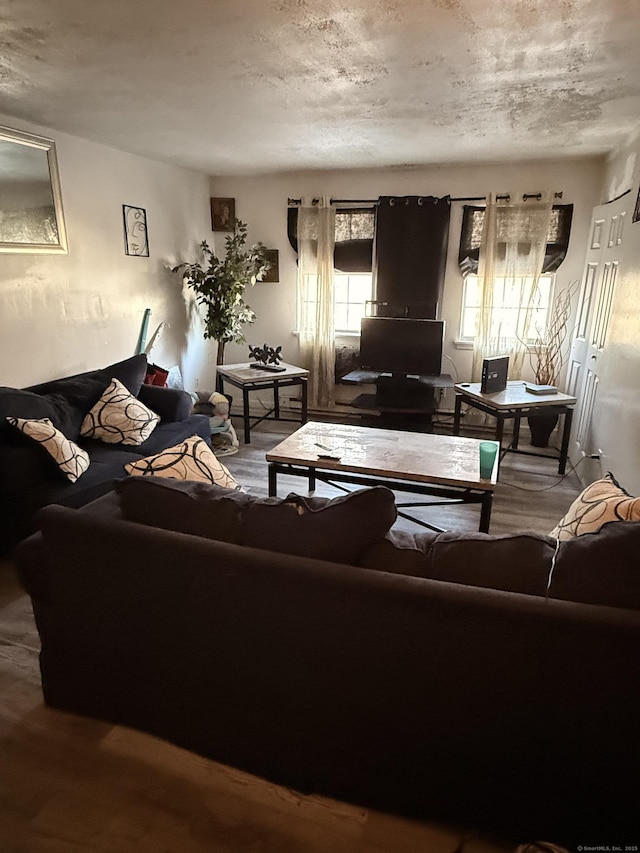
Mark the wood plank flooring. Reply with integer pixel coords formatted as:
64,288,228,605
0,416,583,852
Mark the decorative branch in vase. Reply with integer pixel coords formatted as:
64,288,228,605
526,279,578,388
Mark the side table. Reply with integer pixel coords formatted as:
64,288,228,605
453,381,577,475
215,362,309,444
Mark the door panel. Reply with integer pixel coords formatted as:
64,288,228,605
569,196,627,465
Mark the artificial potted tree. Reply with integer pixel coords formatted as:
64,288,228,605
174,219,270,365
524,281,577,447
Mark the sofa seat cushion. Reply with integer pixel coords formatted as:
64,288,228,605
115,478,397,565
123,416,211,457
550,471,640,540
551,520,640,609
80,378,160,445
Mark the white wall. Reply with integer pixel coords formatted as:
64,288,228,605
209,158,603,406
0,114,212,390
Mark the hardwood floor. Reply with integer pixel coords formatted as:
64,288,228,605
0,416,582,852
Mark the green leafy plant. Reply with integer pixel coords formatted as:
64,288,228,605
173,219,270,364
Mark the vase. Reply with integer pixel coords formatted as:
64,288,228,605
527,409,560,447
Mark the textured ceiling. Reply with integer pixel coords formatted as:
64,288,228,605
0,0,639,175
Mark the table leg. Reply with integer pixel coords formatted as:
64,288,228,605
268,463,277,496
512,414,521,450
301,378,308,425
494,415,505,477
308,467,316,491
558,407,574,475
453,394,462,435
243,387,251,444
479,491,493,533
273,381,280,419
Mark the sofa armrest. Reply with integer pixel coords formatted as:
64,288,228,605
137,385,193,423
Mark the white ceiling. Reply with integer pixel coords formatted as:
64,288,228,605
1,0,639,176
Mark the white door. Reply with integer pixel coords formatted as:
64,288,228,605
567,194,628,467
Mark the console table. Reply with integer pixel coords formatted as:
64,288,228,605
215,362,309,444
453,381,577,475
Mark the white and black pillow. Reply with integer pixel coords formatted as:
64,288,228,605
125,435,240,489
80,377,159,445
7,416,90,483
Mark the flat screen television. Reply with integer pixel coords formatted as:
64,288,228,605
359,317,444,377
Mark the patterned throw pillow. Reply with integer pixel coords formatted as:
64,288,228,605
80,377,160,445
7,416,90,483
125,435,240,489
550,472,640,540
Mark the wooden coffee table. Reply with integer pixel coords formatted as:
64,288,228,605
266,421,498,533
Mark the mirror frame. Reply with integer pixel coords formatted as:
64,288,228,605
0,124,68,254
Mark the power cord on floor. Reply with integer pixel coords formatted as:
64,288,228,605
498,453,587,492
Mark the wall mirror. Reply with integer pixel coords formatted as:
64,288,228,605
0,125,68,253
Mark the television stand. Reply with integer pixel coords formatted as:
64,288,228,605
346,372,454,432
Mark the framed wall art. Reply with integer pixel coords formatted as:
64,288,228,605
210,197,235,231
123,205,149,257
262,249,279,282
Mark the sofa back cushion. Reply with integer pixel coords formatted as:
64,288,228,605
239,487,397,564
359,529,556,597
551,520,640,609
115,477,397,564
0,384,104,442
116,477,253,543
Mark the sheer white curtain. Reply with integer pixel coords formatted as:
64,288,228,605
472,192,553,381
297,196,336,408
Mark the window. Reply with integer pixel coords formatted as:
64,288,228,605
298,272,373,335
459,274,554,343
334,272,373,334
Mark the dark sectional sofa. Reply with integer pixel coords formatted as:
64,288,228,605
0,354,210,555
15,477,640,847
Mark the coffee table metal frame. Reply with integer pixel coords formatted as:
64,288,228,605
216,362,309,444
453,382,577,475
266,422,496,533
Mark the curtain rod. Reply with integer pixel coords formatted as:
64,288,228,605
287,192,564,206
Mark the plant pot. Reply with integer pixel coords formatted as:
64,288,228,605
527,409,560,447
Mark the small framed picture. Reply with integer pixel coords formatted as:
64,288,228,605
262,249,279,282
633,186,640,223
210,197,235,231
123,205,149,256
